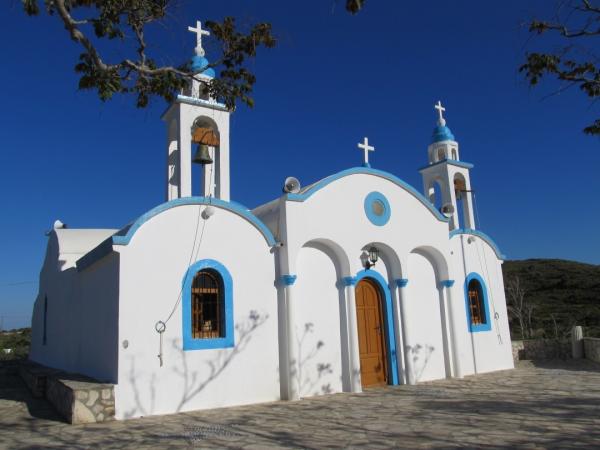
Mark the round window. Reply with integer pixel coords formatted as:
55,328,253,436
364,192,391,226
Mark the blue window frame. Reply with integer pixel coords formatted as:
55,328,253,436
182,259,234,350
464,272,491,332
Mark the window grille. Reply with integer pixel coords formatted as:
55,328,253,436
191,270,224,339
468,280,486,325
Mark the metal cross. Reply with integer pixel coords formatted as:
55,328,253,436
358,137,375,166
188,20,210,56
435,100,446,124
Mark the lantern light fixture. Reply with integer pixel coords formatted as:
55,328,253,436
365,246,379,269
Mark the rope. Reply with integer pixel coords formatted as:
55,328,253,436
155,157,215,366
473,192,482,229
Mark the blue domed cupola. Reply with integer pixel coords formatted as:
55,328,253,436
431,123,455,143
191,55,215,78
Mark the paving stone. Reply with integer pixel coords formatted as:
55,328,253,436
2,359,600,448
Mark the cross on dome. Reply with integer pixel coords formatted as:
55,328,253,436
358,137,375,167
435,100,446,126
188,20,210,56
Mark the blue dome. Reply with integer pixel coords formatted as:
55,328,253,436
191,55,215,78
431,124,455,143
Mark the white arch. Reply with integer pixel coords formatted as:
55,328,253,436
301,238,351,279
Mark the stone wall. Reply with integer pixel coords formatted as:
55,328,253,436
46,375,115,424
19,361,114,424
512,339,571,362
583,338,600,364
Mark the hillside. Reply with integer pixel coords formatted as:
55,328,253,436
503,259,600,339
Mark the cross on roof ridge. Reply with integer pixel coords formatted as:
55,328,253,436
357,137,375,167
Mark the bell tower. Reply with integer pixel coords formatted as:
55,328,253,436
419,101,476,231
162,20,231,201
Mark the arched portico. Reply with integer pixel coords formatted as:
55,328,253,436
405,246,461,381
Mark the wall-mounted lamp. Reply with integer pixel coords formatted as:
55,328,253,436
365,246,379,269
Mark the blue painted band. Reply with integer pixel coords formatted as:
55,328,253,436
418,159,474,172
464,272,492,333
285,167,449,223
281,274,298,286
342,276,358,286
354,269,399,386
176,94,228,111
449,228,506,260
76,197,277,272
364,191,391,226
441,279,455,288
183,259,234,350
395,278,409,288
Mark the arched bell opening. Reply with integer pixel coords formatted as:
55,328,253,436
191,116,221,197
453,173,474,229
427,178,444,210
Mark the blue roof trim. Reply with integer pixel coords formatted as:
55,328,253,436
450,228,506,260
418,159,474,172
285,167,449,223
112,197,276,247
76,197,276,271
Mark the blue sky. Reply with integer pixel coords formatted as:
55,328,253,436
1,1,598,329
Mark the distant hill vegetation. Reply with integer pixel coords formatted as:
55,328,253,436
503,259,600,339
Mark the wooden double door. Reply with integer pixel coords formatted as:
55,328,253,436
355,278,388,387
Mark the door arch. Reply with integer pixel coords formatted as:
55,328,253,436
354,273,398,387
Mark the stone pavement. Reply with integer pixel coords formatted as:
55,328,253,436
1,359,600,449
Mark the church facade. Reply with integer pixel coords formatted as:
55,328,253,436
29,22,514,420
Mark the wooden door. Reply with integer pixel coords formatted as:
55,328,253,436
355,278,388,387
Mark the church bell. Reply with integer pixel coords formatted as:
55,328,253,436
193,143,213,165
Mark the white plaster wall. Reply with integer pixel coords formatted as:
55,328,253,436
76,254,120,382
30,230,119,382
449,234,514,375
284,174,451,278
282,173,453,386
404,251,447,382
115,204,279,419
294,246,345,397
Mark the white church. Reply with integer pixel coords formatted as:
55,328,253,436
29,21,514,420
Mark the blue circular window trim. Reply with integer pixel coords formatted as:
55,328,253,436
364,191,391,226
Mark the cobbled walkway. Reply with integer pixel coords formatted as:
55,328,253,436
1,360,600,449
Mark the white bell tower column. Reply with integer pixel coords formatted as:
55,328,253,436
419,101,476,231
161,20,231,201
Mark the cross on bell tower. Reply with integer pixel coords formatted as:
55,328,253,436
435,100,446,125
188,20,210,57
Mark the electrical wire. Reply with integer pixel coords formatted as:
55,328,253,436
474,237,503,344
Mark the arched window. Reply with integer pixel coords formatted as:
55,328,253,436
437,147,446,161
467,279,486,325
191,270,224,339
182,259,234,350
464,273,492,332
